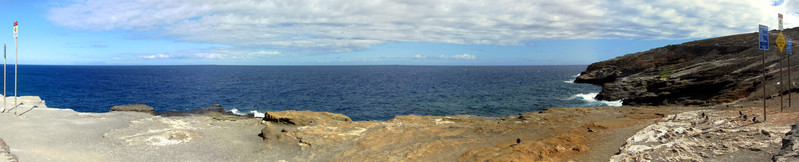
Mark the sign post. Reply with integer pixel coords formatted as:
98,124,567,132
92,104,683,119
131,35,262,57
778,32,786,112
759,24,769,121
789,38,793,108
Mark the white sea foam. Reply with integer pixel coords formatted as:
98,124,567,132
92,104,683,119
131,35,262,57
571,92,623,107
230,108,241,115
228,108,264,118
564,73,581,84
251,110,264,118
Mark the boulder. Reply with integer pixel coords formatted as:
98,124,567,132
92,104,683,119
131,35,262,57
262,110,351,126
774,123,799,162
259,127,284,141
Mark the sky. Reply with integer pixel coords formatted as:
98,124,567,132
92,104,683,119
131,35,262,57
0,0,794,65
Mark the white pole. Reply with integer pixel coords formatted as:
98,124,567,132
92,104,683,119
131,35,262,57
1,43,4,113
14,35,17,115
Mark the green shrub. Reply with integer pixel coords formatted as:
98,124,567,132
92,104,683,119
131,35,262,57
659,70,674,79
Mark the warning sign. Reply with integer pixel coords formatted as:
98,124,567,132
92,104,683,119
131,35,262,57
778,32,787,52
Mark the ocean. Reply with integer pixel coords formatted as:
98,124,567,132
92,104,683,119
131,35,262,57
8,65,619,121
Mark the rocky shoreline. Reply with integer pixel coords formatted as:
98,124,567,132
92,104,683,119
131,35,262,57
2,95,799,161
0,96,672,161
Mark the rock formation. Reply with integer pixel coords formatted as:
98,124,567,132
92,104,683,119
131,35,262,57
774,123,799,161
262,110,351,126
576,28,799,106
109,104,154,115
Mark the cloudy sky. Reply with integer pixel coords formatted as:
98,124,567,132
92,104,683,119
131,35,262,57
0,0,793,65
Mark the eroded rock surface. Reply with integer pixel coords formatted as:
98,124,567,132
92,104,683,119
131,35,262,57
611,110,789,161
104,116,206,146
257,107,669,161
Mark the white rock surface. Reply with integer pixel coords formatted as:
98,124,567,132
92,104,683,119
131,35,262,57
611,110,789,162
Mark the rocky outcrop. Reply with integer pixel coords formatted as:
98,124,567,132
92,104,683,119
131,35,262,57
262,110,351,126
576,28,799,106
774,123,799,161
110,104,154,115
611,110,789,161
250,106,671,161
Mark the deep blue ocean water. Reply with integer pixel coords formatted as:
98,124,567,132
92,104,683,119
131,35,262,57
7,65,618,121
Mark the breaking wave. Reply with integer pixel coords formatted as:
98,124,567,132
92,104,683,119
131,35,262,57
570,92,623,107
564,73,580,84
229,108,265,118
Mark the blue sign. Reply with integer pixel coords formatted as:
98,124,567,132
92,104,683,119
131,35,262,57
789,38,793,54
760,25,769,50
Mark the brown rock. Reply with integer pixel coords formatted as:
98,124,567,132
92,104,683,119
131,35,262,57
260,127,283,141
0,138,8,153
109,104,154,115
0,138,18,162
262,110,351,126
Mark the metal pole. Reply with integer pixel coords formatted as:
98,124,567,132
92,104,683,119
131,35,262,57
782,52,785,112
764,50,767,121
1,44,4,113
790,52,793,108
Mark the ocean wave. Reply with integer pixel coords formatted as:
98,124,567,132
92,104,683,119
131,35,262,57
564,73,581,84
570,92,623,107
228,108,264,118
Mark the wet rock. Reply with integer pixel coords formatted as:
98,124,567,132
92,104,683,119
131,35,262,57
157,104,227,116
110,104,154,115
157,104,245,121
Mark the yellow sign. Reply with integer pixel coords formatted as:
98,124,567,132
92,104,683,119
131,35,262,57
778,32,786,52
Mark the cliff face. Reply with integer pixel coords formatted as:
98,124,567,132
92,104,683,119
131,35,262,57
576,28,799,106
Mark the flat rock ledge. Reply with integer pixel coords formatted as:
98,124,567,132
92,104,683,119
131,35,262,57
109,104,154,115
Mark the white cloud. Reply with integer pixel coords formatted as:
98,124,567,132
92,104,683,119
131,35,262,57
140,54,171,59
134,47,281,60
451,54,477,60
412,54,477,60
48,0,787,56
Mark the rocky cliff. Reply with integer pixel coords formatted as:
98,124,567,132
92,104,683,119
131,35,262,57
576,27,799,106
